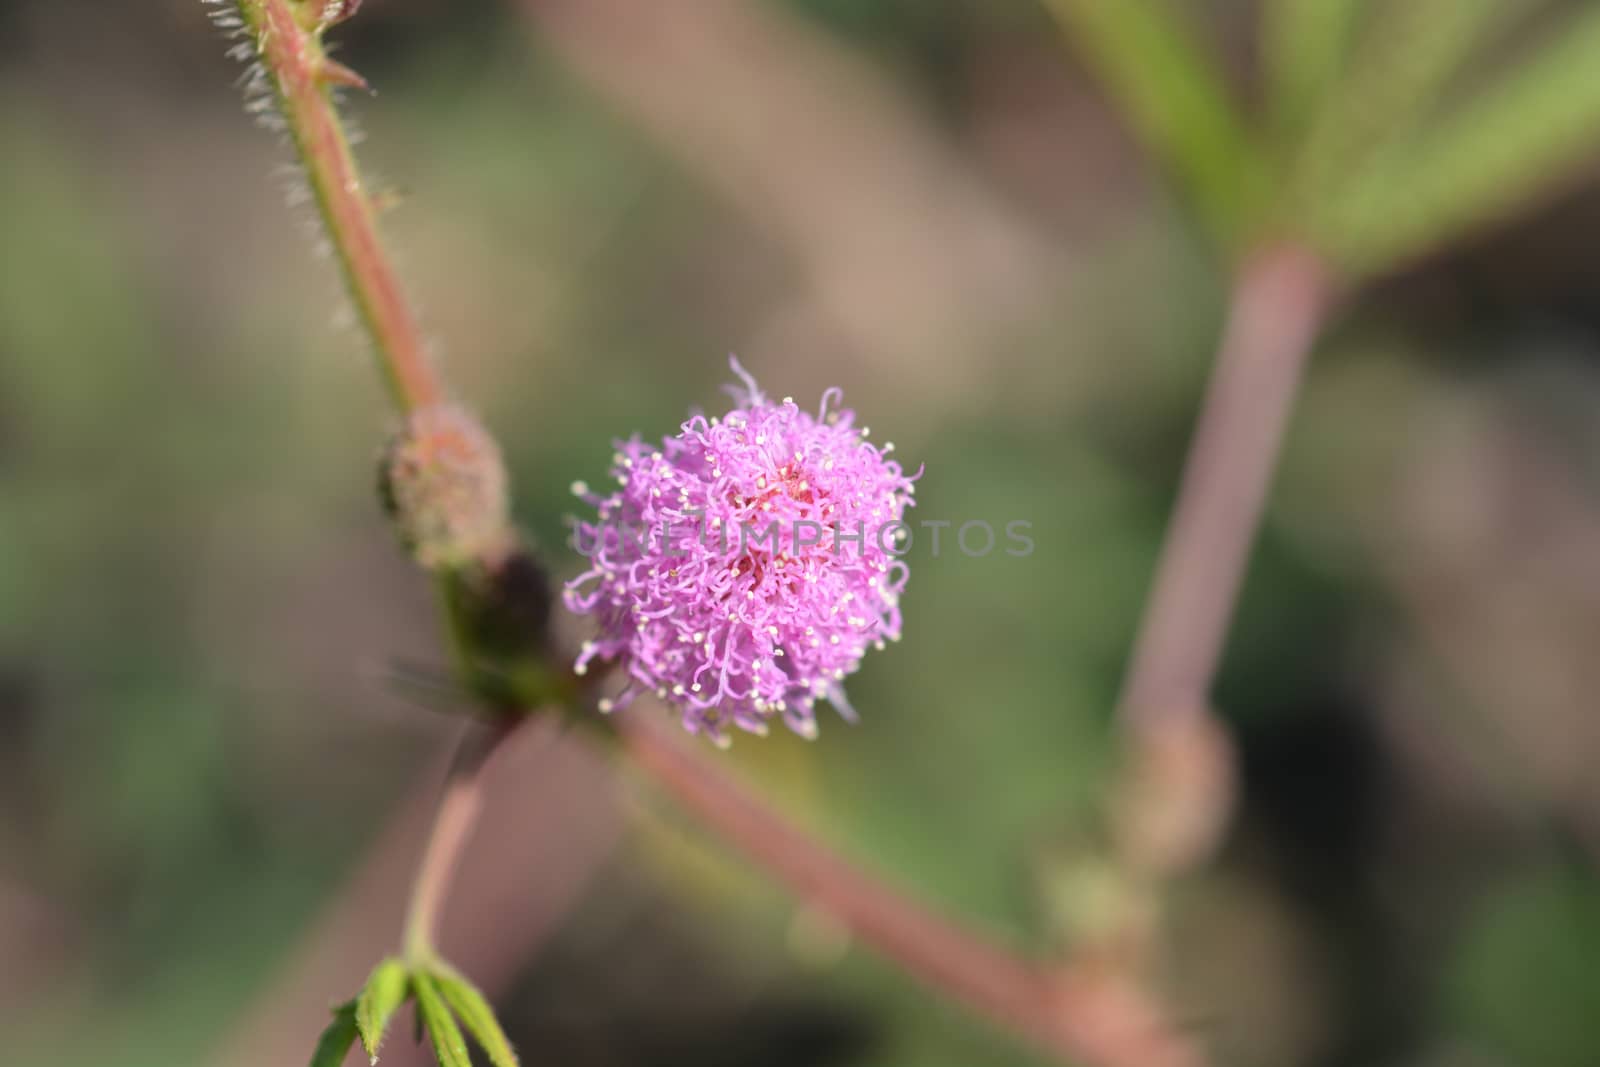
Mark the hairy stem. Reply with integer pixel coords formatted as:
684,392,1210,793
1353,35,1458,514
1118,245,1331,731
616,711,1201,1067
235,0,442,412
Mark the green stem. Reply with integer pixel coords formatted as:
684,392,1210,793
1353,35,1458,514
400,723,510,965
1117,245,1331,731
614,711,1201,1067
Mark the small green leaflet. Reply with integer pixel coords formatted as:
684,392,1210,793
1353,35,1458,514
356,956,411,1064
431,961,520,1067
1042,0,1265,243
308,1000,359,1067
413,971,474,1067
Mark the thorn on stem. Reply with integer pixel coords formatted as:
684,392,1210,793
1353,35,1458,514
319,0,364,27
318,57,371,92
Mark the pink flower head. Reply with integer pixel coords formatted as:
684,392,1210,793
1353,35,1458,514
565,358,916,746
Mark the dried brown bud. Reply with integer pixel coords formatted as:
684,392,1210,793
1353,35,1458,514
379,405,511,572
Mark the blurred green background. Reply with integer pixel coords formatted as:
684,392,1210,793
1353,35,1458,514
4,1,1600,1065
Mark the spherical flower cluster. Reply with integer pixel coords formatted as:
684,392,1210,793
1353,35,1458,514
564,359,917,746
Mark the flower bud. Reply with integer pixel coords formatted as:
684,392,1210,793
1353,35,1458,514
379,405,511,572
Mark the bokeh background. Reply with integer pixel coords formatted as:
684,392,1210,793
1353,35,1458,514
4,1,1600,1065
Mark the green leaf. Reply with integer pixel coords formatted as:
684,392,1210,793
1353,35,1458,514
355,957,411,1064
1364,0,1530,142
1290,0,1529,210
412,971,474,1067
431,962,520,1067
309,1000,360,1067
1262,0,1365,140
1042,0,1262,242
1323,2,1600,277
